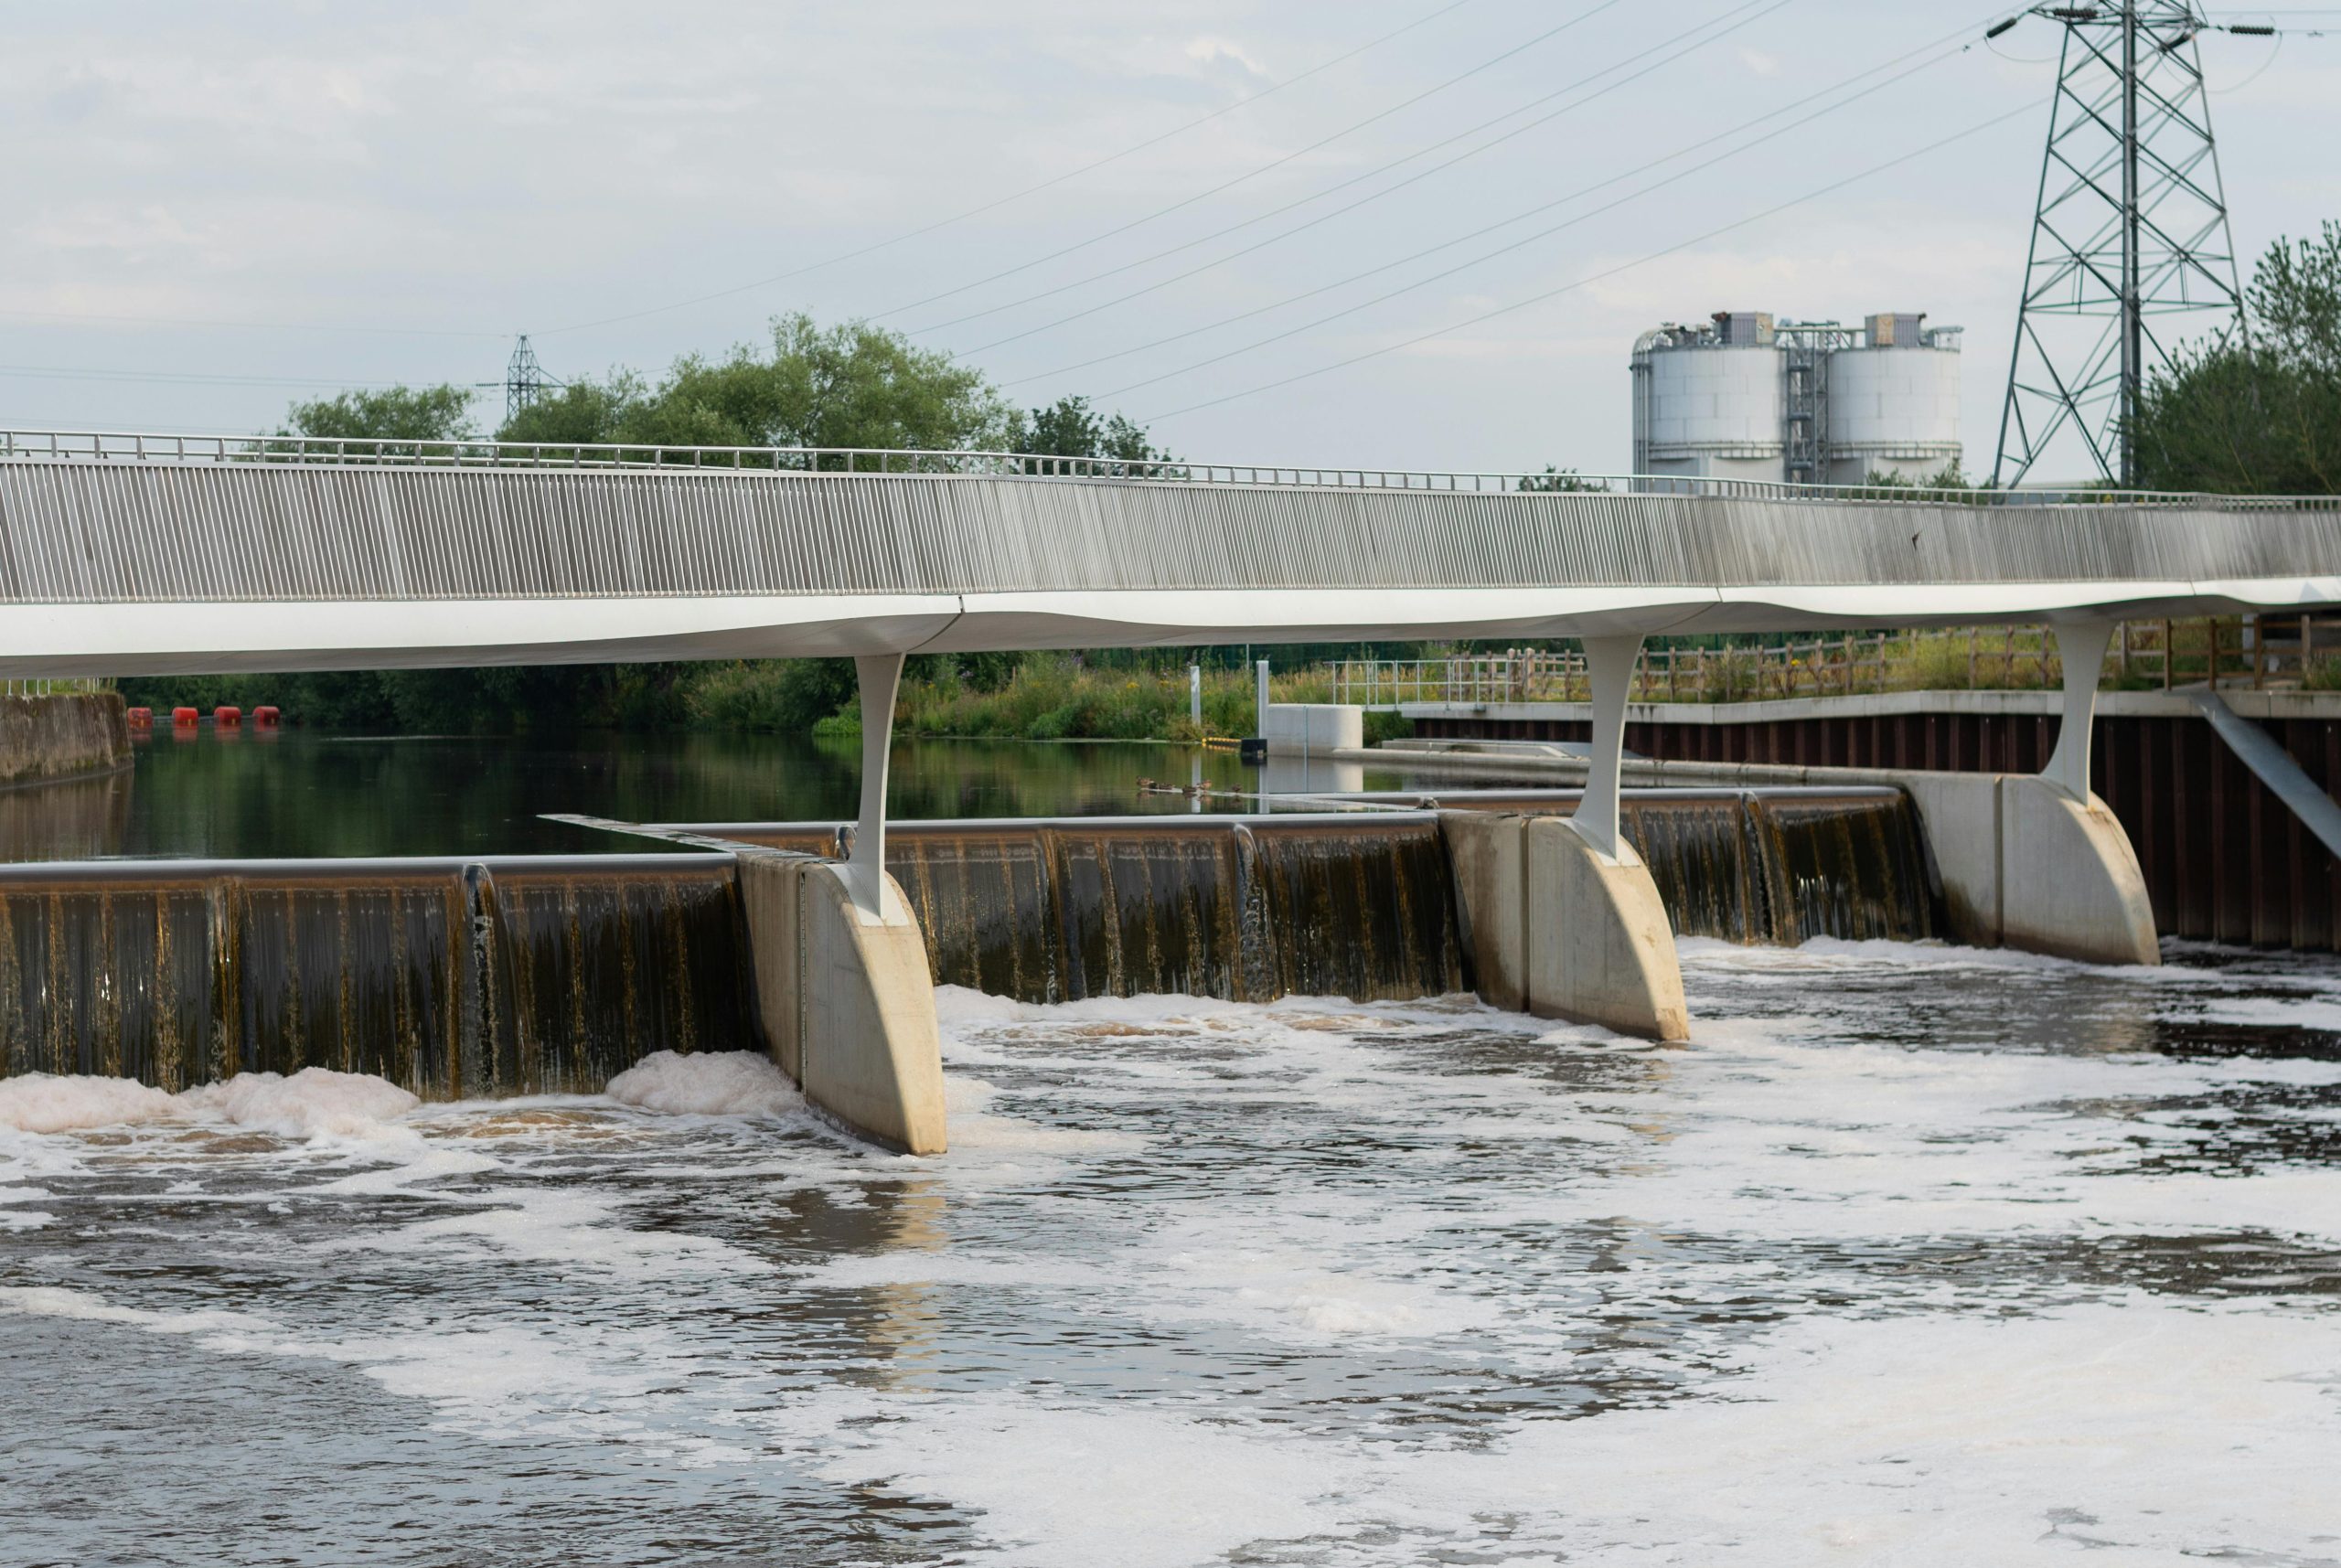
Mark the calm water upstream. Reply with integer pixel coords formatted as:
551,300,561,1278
1,731,2337,1563
8,729,1431,860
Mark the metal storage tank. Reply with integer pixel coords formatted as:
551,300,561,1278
1823,314,1962,485
1630,313,1783,489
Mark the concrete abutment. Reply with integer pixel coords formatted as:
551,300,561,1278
1900,772,2158,966
736,849,948,1157
1439,810,1691,1041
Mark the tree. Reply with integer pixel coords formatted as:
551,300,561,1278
282,385,476,445
2135,221,2341,495
1516,465,1609,493
501,315,1010,456
497,372,647,448
1012,395,1166,464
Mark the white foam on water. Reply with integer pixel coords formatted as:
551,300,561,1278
0,1073,184,1133
0,1066,418,1138
0,1284,272,1343
779,1296,2341,1565
322,1182,776,1280
2177,993,2341,1031
604,1050,805,1116
0,1284,759,1466
1138,1242,1501,1343
1378,1298,2341,1563
1568,1019,2341,1245
786,1392,1348,1568
301,1144,503,1195
178,1067,421,1137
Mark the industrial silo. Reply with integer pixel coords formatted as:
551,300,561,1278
1629,312,1783,489
1822,314,1963,485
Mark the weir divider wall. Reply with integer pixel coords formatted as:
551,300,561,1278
735,848,946,1156
1439,812,1691,1041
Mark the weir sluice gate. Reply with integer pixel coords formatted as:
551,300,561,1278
0,787,1938,1098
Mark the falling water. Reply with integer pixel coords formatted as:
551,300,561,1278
0,790,1938,1096
0,857,752,1095
716,816,1467,1005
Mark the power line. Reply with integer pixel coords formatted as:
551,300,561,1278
533,0,1483,338
0,307,503,339
1134,103,2038,424
858,0,1636,326
0,363,414,389
920,0,1790,349
1006,12,1998,389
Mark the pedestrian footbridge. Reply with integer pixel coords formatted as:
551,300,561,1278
2,431,2332,1152
0,432,2331,674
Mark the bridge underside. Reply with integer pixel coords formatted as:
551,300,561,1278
1,580,2332,677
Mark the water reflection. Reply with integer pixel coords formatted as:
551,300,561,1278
0,763,131,860
29,730,1459,862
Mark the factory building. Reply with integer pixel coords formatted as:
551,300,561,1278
1629,311,1962,488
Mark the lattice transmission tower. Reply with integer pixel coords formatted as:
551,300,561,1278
492,334,563,423
1990,3,2247,487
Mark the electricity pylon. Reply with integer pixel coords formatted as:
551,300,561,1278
1990,3,2247,488
488,335,562,424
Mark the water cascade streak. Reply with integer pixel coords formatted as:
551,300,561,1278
719,816,1468,1005
0,857,751,1095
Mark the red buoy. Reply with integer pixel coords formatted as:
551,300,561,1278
252,705,281,728
171,707,199,727
213,706,241,728
127,706,154,727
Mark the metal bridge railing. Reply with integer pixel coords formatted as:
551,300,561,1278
1,429,2329,511
0,677,108,699
1339,622,2341,707
1334,616,2336,707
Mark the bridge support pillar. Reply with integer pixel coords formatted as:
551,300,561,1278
2002,619,2158,965
735,651,947,1154
843,654,904,921
1441,636,1689,1042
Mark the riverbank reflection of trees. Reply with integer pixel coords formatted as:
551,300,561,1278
65,731,1275,861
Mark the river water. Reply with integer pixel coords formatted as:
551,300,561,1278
23,729,1416,861
5,931,2338,1563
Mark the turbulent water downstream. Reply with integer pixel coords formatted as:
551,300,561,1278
5,937,2338,1565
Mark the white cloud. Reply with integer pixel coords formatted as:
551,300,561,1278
1185,35,1272,79
0,0,2330,471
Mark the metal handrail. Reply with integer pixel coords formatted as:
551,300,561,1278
0,428,2329,510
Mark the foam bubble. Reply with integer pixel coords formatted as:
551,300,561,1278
0,1073,182,1134
604,1050,803,1116
0,1067,416,1138
790,1393,1343,1568
179,1067,420,1137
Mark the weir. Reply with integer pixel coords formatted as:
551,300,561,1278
0,856,754,1093
0,788,1936,1099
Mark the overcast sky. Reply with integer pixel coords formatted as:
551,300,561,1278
4,1,2335,480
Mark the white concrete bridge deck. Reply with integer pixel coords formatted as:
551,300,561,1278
0,431,2333,676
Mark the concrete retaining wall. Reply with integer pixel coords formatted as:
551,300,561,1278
1401,689,2341,950
0,692,129,787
